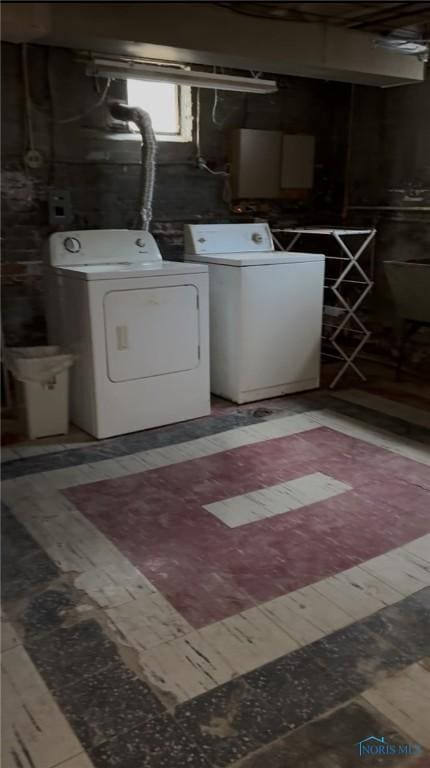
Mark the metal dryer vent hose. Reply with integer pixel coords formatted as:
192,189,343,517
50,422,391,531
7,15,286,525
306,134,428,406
110,102,156,230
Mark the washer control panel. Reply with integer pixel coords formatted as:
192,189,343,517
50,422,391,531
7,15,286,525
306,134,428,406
184,223,273,255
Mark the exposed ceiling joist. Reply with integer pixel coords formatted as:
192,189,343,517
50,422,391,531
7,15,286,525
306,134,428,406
217,2,430,34
348,2,430,30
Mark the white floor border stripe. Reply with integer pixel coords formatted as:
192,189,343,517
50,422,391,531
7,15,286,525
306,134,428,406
1,643,90,768
3,408,430,704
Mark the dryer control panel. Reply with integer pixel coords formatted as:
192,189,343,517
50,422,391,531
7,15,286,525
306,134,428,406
184,223,273,255
49,229,162,267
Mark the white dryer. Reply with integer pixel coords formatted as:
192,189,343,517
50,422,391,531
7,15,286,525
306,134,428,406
47,230,210,438
185,223,325,404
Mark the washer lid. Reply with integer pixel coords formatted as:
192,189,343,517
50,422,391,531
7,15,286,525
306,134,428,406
186,251,325,266
52,261,208,280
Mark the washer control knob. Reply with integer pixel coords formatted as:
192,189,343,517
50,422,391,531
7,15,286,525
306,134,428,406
252,233,263,244
64,237,81,253
135,238,146,247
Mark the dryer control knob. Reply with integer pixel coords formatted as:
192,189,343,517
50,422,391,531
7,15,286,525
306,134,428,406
252,233,263,244
64,237,81,253
135,238,146,247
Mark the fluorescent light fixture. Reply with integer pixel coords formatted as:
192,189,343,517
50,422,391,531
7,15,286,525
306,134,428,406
86,58,278,94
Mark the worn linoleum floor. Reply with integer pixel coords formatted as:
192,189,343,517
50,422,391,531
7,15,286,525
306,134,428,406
2,378,430,768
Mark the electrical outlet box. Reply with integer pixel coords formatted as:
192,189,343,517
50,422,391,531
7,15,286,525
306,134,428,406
49,190,72,227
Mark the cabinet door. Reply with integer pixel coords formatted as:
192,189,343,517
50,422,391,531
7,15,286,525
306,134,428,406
104,285,200,382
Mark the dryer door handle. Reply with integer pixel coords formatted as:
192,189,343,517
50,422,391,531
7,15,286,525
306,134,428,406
116,325,129,350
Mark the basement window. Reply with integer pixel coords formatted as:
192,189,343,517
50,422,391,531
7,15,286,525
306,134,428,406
125,78,192,142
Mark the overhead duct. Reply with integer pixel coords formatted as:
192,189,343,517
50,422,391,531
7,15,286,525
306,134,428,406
110,102,156,231
28,2,426,87
1,3,51,43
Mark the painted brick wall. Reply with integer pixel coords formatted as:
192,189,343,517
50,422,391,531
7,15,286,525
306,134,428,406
1,42,351,346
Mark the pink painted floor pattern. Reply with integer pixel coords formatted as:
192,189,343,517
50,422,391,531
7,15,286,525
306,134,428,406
67,426,430,627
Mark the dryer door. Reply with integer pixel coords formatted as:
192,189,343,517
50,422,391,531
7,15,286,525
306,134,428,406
104,285,200,382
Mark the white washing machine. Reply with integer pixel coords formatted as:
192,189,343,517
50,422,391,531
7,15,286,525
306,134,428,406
47,229,210,438
185,223,325,404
